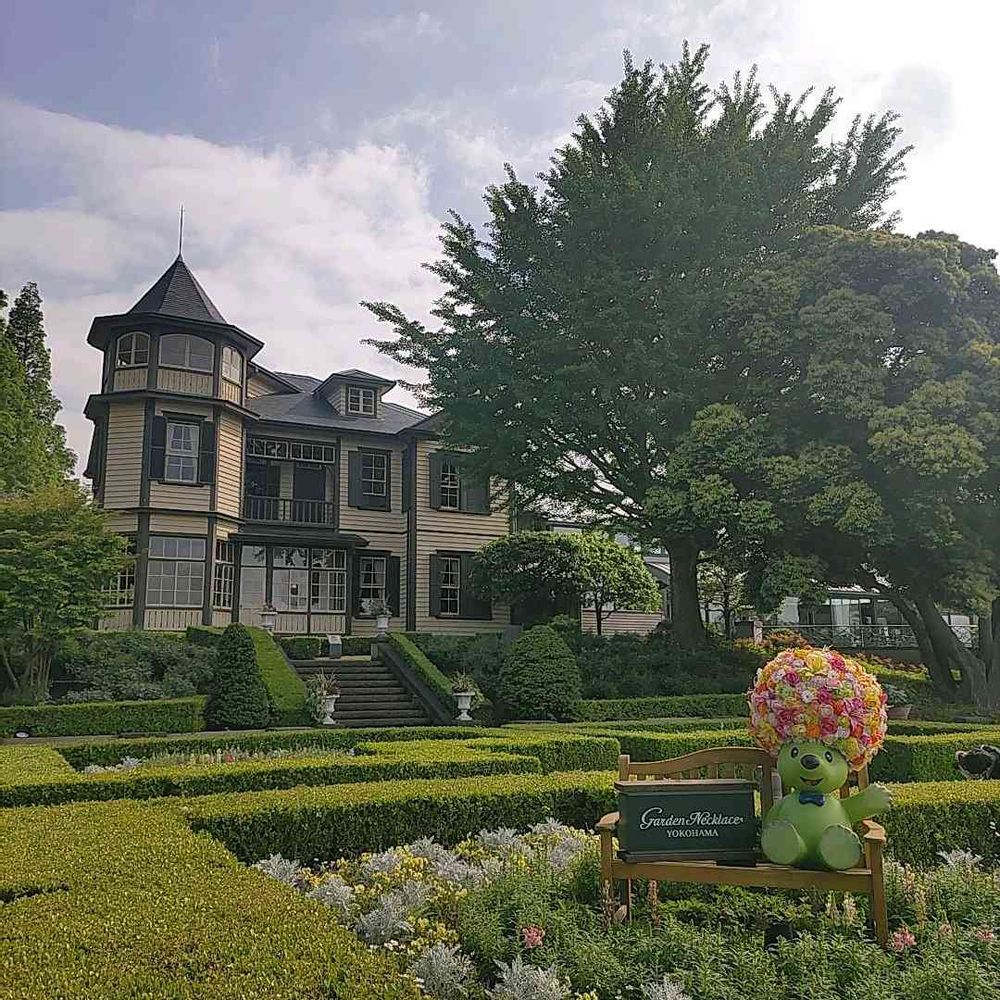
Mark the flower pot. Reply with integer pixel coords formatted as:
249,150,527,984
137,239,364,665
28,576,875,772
455,691,474,722
887,704,912,719
320,694,340,725
375,614,390,636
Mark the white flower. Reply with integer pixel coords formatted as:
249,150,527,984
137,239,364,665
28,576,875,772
937,848,982,867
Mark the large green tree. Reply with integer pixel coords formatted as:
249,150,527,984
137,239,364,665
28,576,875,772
738,228,999,710
365,46,908,648
0,483,129,703
0,283,74,492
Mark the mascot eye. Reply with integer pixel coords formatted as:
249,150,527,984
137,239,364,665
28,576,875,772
824,751,833,763
790,747,799,759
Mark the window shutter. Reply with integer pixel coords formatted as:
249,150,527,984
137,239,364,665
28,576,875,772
429,452,443,509
386,556,401,617
150,415,167,480
460,552,492,620
348,450,362,508
429,554,442,616
460,474,490,514
351,554,362,616
198,420,216,484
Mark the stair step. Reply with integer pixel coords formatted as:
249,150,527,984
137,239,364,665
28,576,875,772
334,707,427,719
337,693,415,705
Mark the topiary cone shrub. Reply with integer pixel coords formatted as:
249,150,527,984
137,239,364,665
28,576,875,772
498,624,581,721
206,624,271,730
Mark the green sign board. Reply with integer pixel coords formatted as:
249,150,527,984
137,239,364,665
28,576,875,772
615,778,758,862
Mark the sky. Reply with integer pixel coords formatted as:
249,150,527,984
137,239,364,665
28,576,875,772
1,0,998,473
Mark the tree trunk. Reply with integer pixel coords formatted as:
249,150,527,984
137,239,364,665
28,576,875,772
882,589,956,699
913,592,995,712
667,539,706,649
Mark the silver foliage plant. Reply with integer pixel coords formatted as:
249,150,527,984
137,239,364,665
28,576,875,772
354,891,414,945
641,976,693,1000
306,874,355,921
407,943,475,999
488,957,571,1000
252,853,301,886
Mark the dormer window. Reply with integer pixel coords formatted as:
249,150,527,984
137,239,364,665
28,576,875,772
347,385,376,415
160,333,214,372
221,345,242,383
116,332,149,368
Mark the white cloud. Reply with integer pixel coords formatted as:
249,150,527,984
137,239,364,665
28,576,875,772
0,101,443,474
355,11,446,46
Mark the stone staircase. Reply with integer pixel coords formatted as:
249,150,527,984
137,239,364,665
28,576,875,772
292,654,431,728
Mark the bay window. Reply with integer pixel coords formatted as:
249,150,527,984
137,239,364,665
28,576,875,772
146,536,206,607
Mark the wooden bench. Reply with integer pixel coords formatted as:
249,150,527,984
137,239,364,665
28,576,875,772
597,748,888,947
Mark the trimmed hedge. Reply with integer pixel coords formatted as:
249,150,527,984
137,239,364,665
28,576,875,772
870,730,1000,783
185,624,222,647
248,627,310,726
185,769,1000,865
0,696,206,737
574,694,749,720
0,731,618,807
207,624,270,729
499,625,581,720
388,632,458,715
0,740,545,808
0,798,416,999
276,635,324,660
55,724,486,769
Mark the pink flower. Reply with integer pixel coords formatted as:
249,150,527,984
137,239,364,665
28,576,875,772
785,670,800,686
975,927,995,942
522,925,545,949
820,716,838,736
889,927,916,953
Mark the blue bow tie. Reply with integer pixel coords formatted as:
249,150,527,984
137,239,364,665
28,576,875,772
798,790,825,806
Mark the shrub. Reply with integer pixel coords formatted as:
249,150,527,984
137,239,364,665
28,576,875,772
343,635,374,656
184,625,222,648
407,632,506,700
870,730,1000,783
0,696,205,737
0,799,417,998
574,694,749,720
388,634,457,716
54,629,215,701
498,625,581,720
277,635,324,660
248,627,310,726
207,624,270,730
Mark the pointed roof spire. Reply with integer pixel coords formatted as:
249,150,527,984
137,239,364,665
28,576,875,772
128,256,227,324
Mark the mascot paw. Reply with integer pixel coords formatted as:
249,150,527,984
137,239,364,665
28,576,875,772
818,825,862,870
761,821,807,866
867,783,892,814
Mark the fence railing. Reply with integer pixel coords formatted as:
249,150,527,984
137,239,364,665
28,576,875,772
763,622,978,650
243,495,336,525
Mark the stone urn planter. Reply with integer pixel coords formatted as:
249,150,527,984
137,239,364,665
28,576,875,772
320,693,340,725
887,704,912,719
375,613,391,635
455,691,475,722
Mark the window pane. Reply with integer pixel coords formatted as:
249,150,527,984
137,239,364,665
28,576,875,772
239,566,265,611
146,558,204,607
273,567,309,610
165,421,200,484
440,462,460,509
361,452,387,496
273,546,307,568
347,386,376,414
160,334,214,372
241,545,266,567
222,346,242,382
439,555,460,615
359,556,386,606
311,568,346,611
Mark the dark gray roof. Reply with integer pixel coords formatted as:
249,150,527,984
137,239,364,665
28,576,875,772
128,256,227,324
250,378,427,435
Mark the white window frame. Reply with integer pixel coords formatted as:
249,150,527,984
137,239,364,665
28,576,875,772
102,552,136,608
159,333,214,373
221,345,242,383
212,540,234,610
361,452,387,497
165,420,200,484
347,385,376,415
116,332,149,368
438,555,460,616
358,556,387,610
146,536,206,608
310,548,347,612
439,461,460,510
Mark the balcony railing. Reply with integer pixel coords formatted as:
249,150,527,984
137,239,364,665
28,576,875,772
243,495,336,525
763,623,978,650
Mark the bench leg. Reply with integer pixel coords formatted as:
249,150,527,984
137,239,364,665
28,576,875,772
866,839,888,948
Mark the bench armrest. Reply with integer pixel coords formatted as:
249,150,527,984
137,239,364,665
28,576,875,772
860,819,886,844
596,811,620,833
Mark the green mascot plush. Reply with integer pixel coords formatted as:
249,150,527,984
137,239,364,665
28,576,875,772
749,647,891,871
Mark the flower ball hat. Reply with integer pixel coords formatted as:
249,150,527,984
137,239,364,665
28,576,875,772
748,647,888,771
